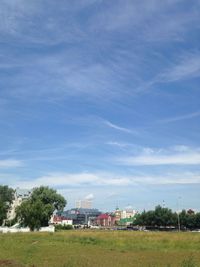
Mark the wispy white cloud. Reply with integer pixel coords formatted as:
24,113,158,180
172,145,190,152
0,49,129,102
118,146,200,166
0,0,88,45
2,0,199,46
5,170,200,189
106,141,128,148
91,0,200,42
160,52,200,82
0,142,88,159
120,154,200,166
158,111,200,123
0,159,23,168
1,0,199,103
138,172,200,185
134,51,200,93
103,120,135,134
7,172,132,188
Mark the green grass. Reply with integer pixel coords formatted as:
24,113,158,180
0,231,200,267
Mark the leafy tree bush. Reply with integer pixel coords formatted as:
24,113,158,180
55,224,73,231
133,205,199,230
179,210,200,230
16,186,66,231
134,205,176,228
0,185,14,225
195,213,200,229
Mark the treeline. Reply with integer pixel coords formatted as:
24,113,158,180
0,185,66,230
133,205,200,230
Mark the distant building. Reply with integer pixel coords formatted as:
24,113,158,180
50,215,73,226
121,208,137,219
114,207,137,220
96,213,116,227
114,207,121,223
7,188,32,221
60,208,101,225
75,199,92,209
112,207,137,226
187,209,195,215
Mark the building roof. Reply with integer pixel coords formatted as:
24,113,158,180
97,214,109,219
63,208,101,216
53,215,72,222
97,213,114,220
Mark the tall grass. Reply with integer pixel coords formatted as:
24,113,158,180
0,231,200,266
181,256,198,267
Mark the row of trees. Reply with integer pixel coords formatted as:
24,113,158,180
133,205,200,230
0,185,66,231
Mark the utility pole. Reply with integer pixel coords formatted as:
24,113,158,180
177,211,180,232
177,196,181,232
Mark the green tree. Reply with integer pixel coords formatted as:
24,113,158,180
133,205,176,228
145,210,155,226
186,213,196,230
195,212,200,229
0,185,14,225
179,210,198,230
179,210,187,229
16,186,66,231
154,205,176,227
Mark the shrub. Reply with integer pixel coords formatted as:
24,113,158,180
55,224,73,231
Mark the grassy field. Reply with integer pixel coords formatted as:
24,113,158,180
0,230,200,267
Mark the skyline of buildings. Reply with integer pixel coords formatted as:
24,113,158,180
5,187,198,219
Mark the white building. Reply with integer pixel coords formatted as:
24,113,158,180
114,207,137,220
7,188,32,221
50,215,73,226
121,209,137,219
75,199,92,209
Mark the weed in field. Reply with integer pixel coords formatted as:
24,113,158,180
68,235,101,245
79,236,99,245
181,256,198,267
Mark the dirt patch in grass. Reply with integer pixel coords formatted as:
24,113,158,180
0,260,23,267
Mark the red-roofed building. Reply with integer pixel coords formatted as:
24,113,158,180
96,213,116,227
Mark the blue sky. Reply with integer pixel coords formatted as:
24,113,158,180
0,0,200,212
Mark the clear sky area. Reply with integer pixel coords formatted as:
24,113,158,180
0,0,200,211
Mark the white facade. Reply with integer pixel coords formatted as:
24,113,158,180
121,209,136,219
75,199,92,209
50,215,73,226
115,208,136,220
0,225,55,233
61,219,73,226
7,188,32,221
